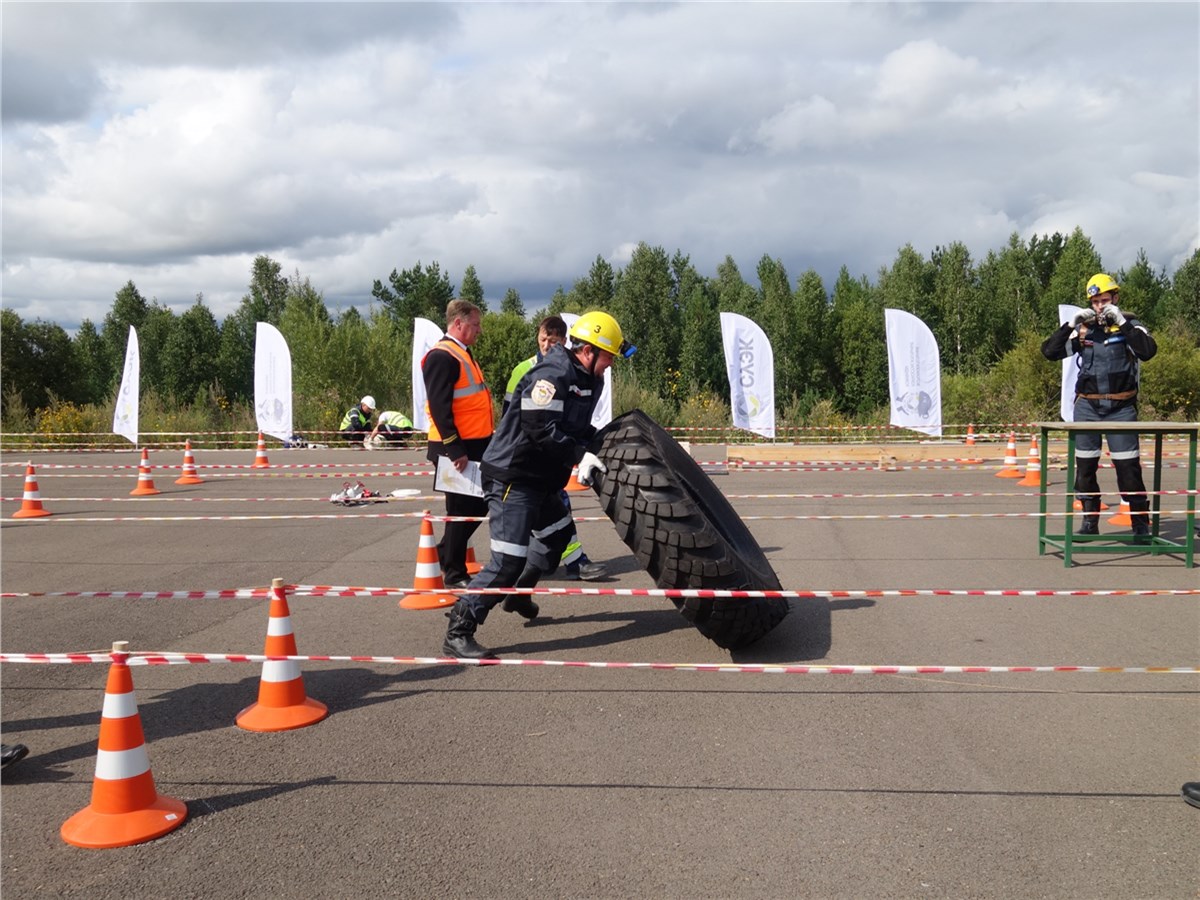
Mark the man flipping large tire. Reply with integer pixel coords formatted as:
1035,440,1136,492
590,410,788,650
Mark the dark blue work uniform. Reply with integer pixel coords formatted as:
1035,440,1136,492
1041,313,1157,521
458,343,600,625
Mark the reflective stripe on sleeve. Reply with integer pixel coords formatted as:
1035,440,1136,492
521,397,564,412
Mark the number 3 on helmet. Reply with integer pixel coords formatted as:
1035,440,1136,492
568,311,636,358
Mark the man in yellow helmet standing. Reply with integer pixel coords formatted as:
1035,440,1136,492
1041,273,1157,538
442,310,635,659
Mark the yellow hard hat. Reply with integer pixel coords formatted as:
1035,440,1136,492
568,311,635,358
1085,273,1120,300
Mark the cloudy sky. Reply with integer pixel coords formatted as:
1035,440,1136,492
3,1,1197,331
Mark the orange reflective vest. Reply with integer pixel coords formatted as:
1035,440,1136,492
424,339,494,442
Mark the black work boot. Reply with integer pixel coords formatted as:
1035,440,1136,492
1130,509,1151,544
502,565,541,621
442,601,497,659
502,595,540,621
1077,498,1100,535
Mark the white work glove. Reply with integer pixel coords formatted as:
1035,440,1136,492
576,451,607,486
1071,309,1096,328
1099,304,1126,327
364,436,375,450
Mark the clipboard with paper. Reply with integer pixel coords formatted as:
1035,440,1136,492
434,456,485,498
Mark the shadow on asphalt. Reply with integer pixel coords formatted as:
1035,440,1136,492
0,666,465,781
492,596,878,664
732,596,875,664
497,606,685,655
188,774,339,818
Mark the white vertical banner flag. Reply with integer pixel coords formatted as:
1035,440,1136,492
719,312,776,439
885,308,942,437
1057,303,1080,422
112,325,139,445
254,322,293,442
411,317,444,433
561,312,612,428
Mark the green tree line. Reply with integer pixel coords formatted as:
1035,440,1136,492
4,227,1199,439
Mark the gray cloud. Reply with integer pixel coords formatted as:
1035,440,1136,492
2,1,1196,330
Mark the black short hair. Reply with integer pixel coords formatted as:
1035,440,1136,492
538,315,567,339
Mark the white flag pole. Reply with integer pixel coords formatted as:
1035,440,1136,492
254,322,293,442
411,318,444,433
1056,304,1080,422
884,308,942,437
112,326,140,446
719,312,776,439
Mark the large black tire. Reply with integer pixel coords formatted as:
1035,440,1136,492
590,410,788,649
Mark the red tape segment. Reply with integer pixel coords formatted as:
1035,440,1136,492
3,586,1198,600
0,652,1195,675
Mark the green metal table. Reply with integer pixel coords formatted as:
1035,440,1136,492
1035,421,1198,567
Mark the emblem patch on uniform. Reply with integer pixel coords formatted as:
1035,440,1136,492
530,379,556,406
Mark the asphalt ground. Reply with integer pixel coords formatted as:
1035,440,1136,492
1,443,1197,899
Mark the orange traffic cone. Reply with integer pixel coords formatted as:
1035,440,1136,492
60,642,187,848
1016,435,1043,487
564,466,588,492
995,431,1023,478
400,515,458,610
129,449,160,496
465,545,482,576
1073,497,1110,512
1108,501,1133,526
252,433,271,468
174,440,203,485
236,578,327,732
11,463,52,518
958,424,982,465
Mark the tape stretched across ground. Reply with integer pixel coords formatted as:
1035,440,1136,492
589,409,789,650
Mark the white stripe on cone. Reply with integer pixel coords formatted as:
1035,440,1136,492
94,746,151,781
261,660,302,683
101,692,138,719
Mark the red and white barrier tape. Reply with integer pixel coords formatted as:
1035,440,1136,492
727,461,1187,473
4,470,434,479
7,490,1193,505
724,489,1200,499
0,651,1194,675
4,585,1197,600
9,506,1195,524
5,461,433,471
0,495,437,503
5,511,431,523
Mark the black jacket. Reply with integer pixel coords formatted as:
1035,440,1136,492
1041,314,1157,408
481,344,599,491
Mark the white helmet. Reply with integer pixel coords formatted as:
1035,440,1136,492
361,395,376,410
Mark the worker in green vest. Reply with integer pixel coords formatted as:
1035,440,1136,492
366,410,414,448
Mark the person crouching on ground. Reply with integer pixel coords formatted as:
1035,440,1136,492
365,410,414,448
339,395,376,445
